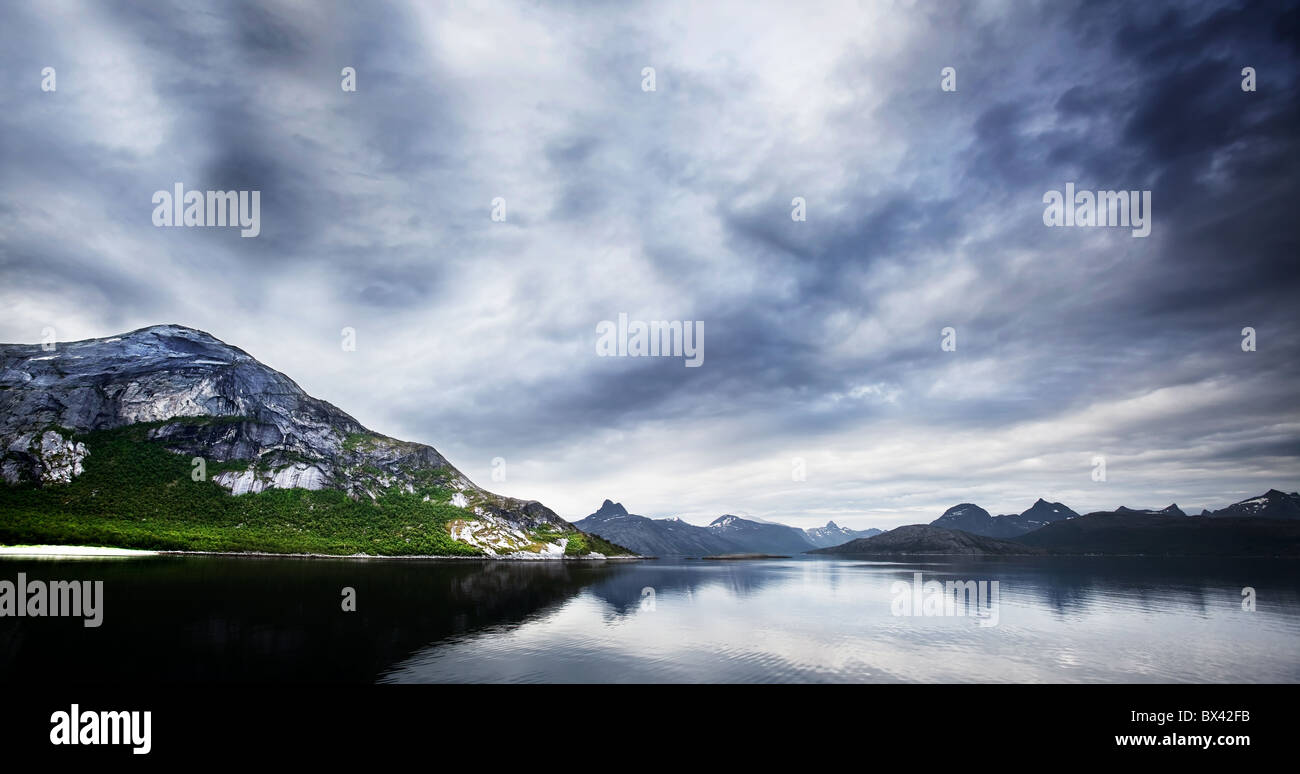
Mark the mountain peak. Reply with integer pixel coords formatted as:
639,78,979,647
1115,503,1186,517
6,323,241,357
709,513,762,528
595,499,628,517
940,503,990,518
128,323,217,337
1019,499,1078,523
103,324,235,349
1204,489,1300,520
825,520,839,529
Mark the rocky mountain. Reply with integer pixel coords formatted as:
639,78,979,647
0,324,631,558
1019,498,1080,524
929,499,1077,538
573,503,878,555
929,503,1003,534
573,500,743,556
706,514,820,554
811,525,1044,556
803,521,883,548
1202,490,1300,519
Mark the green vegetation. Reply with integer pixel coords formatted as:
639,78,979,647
527,525,621,556
558,529,629,556
342,431,383,453
171,414,249,427
529,525,564,543
0,424,482,556
562,531,592,556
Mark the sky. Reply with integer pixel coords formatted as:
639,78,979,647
1,0,1297,529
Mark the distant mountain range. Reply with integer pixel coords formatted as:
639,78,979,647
929,499,1078,538
582,490,1300,557
816,489,1300,557
573,500,880,556
925,493,1300,539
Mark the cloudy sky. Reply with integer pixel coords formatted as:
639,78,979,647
1,0,1297,529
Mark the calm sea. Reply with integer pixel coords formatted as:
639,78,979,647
1,555,1296,683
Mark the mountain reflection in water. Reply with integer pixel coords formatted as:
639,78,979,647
1,556,1296,683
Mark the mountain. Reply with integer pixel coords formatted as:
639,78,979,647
818,491,1300,556
573,500,743,556
811,525,1045,556
803,521,882,548
929,503,996,533
1114,504,1187,517
573,504,873,555
928,499,1077,538
0,324,632,558
1015,509,1300,556
1019,498,1080,523
1204,490,1300,520
707,514,818,554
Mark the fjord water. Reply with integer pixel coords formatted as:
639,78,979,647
1,556,1296,683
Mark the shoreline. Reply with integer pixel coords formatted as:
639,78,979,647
0,545,159,558
3,544,1293,560
0,544,646,561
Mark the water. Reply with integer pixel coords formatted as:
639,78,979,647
1,555,1296,683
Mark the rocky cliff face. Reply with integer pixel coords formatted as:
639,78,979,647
0,324,587,555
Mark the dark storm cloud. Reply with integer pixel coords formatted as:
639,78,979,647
1038,0,1300,352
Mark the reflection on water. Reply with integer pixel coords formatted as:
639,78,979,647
1,556,1296,683
0,557,612,683
383,557,1300,683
